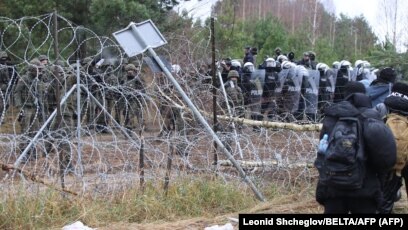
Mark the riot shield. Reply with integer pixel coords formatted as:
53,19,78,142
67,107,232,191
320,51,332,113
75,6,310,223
281,66,302,115
249,69,265,125
274,68,290,116
350,68,358,81
333,68,350,103
318,68,336,112
251,69,265,85
327,68,337,94
299,69,320,120
261,70,279,119
345,68,353,81
241,72,252,106
274,68,290,95
262,70,278,98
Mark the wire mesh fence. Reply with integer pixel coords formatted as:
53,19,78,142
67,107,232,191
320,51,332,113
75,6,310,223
0,13,321,200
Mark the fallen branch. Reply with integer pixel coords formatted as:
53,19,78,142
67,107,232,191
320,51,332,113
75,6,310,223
1,161,78,196
214,115,322,132
218,160,314,169
150,96,322,132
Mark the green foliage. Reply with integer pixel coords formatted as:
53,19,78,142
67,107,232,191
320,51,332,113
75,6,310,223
314,38,338,65
330,14,377,64
286,27,310,58
368,40,408,80
0,0,383,69
211,1,379,66
211,0,244,59
88,0,181,35
90,0,143,35
1,0,180,34
251,15,287,59
2,0,53,18
212,12,289,61
332,14,353,61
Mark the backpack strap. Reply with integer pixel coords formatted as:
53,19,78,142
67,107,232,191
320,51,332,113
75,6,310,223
343,116,364,156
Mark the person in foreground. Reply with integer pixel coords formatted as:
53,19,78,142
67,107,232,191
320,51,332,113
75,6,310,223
314,81,397,213
375,82,408,213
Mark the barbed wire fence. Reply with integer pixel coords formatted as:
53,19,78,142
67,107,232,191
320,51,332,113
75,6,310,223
0,13,320,201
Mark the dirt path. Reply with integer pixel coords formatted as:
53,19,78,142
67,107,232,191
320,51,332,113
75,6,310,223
98,194,322,230
98,191,408,230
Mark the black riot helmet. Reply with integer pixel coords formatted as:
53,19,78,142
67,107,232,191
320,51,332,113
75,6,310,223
288,52,295,61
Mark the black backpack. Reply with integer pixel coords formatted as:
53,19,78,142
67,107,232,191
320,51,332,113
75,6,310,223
315,114,366,190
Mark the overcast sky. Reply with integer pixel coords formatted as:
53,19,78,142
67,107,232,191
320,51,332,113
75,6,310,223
331,0,377,27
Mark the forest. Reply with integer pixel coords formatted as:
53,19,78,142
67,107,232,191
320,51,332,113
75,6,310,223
1,1,408,228
1,0,408,77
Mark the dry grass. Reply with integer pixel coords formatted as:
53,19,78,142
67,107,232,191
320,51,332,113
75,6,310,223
0,106,21,134
100,184,408,230
1,161,407,229
0,177,258,229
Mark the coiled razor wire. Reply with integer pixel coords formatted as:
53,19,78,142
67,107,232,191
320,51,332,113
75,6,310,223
0,13,320,199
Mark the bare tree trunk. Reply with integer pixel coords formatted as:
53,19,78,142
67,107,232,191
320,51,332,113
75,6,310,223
242,0,246,22
329,15,333,46
379,0,391,42
211,114,322,131
332,14,336,49
311,0,319,48
322,0,336,48
218,160,314,168
384,0,390,40
139,134,145,193
263,0,266,20
163,144,174,196
258,0,262,20
292,3,295,34
393,0,398,45
354,27,358,57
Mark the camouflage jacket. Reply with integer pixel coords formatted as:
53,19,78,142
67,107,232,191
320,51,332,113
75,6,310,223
14,74,46,108
0,64,10,93
223,79,244,113
123,75,145,97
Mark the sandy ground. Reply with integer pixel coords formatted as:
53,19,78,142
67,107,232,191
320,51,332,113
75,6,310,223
98,191,408,230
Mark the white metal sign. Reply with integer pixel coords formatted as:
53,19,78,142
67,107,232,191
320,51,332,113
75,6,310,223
112,20,167,57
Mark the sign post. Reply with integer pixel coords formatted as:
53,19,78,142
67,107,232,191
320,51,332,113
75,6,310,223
113,20,265,201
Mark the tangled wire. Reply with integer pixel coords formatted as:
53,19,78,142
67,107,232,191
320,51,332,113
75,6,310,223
0,13,319,200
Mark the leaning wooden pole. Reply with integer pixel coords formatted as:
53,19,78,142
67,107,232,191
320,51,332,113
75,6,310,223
163,144,174,196
53,10,60,62
139,128,145,193
211,17,218,169
53,10,66,191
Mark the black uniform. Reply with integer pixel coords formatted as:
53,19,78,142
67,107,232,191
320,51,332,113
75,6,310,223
316,93,396,213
